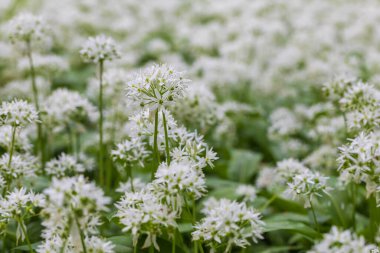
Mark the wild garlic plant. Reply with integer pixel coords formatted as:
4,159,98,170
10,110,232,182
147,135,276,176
3,1,380,253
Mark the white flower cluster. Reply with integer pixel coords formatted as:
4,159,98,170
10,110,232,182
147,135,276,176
192,198,264,253
307,226,375,253
115,190,177,250
116,178,146,193
5,13,49,44
40,176,111,242
276,159,330,208
112,137,150,167
0,153,38,181
80,35,121,63
337,132,380,197
0,99,39,127
236,184,257,202
45,153,87,177
0,188,44,240
126,64,189,110
151,160,207,211
43,88,97,129
0,125,31,151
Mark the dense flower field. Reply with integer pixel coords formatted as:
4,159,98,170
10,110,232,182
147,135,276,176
0,0,380,252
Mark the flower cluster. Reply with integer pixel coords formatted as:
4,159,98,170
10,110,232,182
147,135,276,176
276,159,330,208
307,226,375,253
45,153,87,177
126,64,189,110
40,176,111,242
43,88,97,130
115,190,177,250
5,13,49,44
192,198,264,253
0,99,39,127
80,35,121,63
0,188,44,241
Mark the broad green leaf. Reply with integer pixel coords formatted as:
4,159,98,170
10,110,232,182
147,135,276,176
228,149,262,182
13,242,40,251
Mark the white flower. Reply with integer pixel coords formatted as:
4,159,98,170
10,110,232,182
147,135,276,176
45,153,86,177
0,99,39,127
116,178,146,193
0,153,38,180
85,236,115,253
40,176,111,239
5,13,49,44
192,198,264,252
307,226,375,253
256,167,275,189
236,184,257,202
115,190,177,250
112,137,150,167
268,107,301,138
338,132,379,184
151,160,207,211
80,35,121,63
0,125,31,151
126,64,189,110
275,158,309,183
43,88,97,129
284,170,330,208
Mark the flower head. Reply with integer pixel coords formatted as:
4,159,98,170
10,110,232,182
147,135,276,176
0,99,39,127
192,198,264,252
126,64,189,110
5,13,49,44
80,35,121,63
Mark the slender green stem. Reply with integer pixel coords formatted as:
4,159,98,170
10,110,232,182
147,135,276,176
149,244,154,253
98,60,104,186
3,126,17,196
351,183,356,231
162,111,171,165
133,244,137,253
309,200,319,232
192,197,198,253
17,218,33,253
152,109,160,180
198,242,204,253
73,210,87,253
259,194,277,212
26,40,44,168
369,194,380,242
126,164,134,192
172,231,176,253
326,192,346,227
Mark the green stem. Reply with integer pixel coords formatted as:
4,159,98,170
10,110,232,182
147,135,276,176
369,194,380,242
73,210,87,253
26,40,44,168
326,192,346,227
309,200,319,233
17,218,33,253
98,60,104,187
198,242,204,253
3,126,17,196
351,183,356,231
259,194,277,212
149,245,154,253
172,231,176,253
126,164,134,192
162,111,171,165
59,217,73,253
193,197,198,253
152,109,160,180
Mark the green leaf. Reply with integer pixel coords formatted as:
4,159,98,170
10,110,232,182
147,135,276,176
228,149,261,182
263,216,321,241
107,235,133,253
178,223,193,233
13,242,40,251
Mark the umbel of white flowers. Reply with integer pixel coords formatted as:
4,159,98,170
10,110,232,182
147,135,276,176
5,13,49,44
80,35,121,63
